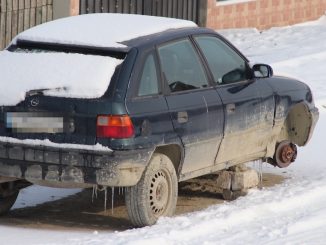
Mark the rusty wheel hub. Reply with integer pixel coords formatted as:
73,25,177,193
280,144,296,163
275,141,297,168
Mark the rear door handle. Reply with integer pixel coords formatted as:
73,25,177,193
177,111,188,124
226,103,236,113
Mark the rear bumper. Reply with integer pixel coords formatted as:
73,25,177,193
0,141,152,187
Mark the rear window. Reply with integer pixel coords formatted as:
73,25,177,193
0,45,124,106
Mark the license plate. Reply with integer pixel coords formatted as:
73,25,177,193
6,112,64,133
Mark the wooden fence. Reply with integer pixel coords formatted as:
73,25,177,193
0,0,53,50
80,0,207,27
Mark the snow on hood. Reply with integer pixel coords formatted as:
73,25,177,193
14,13,197,48
0,50,122,106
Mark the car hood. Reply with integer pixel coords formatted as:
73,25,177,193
265,75,310,92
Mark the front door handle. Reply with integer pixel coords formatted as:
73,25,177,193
177,111,188,124
226,103,236,114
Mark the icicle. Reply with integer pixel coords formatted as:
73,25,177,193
258,159,263,190
92,186,95,203
111,187,115,215
104,187,108,211
92,185,98,203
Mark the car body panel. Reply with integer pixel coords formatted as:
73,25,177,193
214,79,274,164
0,142,151,187
0,24,319,187
165,88,224,174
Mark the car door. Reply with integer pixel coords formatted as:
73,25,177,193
126,50,176,151
194,35,275,164
157,38,224,177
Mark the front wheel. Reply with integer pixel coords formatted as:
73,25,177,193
0,182,19,215
274,140,297,168
125,153,178,227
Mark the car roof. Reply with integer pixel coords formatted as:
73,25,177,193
124,27,218,49
13,13,197,50
13,26,221,58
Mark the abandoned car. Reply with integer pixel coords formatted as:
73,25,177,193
0,14,319,227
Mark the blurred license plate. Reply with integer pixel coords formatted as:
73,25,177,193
6,112,64,133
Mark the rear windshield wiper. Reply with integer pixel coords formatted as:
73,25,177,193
26,87,68,97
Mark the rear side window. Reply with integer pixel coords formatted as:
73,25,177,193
138,54,159,96
158,39,209,93
195,36,251,85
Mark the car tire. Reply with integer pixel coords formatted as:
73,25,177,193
125,153,178,227
0,183,19,215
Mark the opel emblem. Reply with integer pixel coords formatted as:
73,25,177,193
30,98,39,107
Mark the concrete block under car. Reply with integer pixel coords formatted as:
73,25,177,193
216,166,259,200
231,169,259,191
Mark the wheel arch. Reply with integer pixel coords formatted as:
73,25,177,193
154,144,184,178
278,102,313,146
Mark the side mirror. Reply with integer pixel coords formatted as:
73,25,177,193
252,64,273,78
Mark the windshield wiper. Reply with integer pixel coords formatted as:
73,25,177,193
26,87,68,97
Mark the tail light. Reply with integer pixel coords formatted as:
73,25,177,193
96,115,134,139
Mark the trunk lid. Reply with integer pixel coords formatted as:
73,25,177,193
0,94,113,145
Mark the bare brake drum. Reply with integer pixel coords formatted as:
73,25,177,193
274,140,297,168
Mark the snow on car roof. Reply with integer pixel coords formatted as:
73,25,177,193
1,14,196,106
14,13,197,48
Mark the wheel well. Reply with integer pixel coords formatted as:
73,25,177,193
278,103,313,146
154,144,182,175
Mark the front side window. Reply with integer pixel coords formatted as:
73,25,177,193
138,54,159,96
158,39,209,93
195,36,251,85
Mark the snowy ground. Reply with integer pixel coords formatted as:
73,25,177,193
1,15,326,244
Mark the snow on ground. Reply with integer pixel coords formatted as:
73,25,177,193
220,15,326,104
12,186,81,210
1,15,326,245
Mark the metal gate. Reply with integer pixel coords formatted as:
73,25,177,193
0,0,53,50
80,0,207,27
